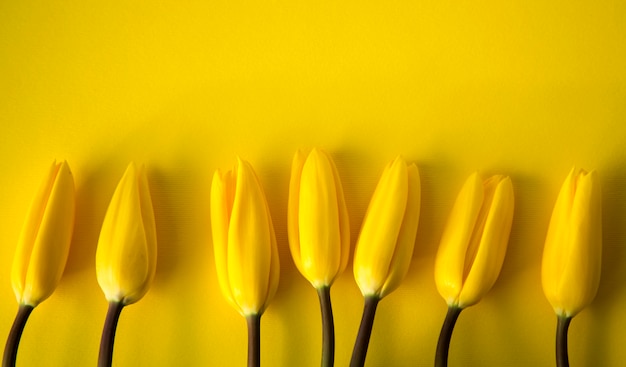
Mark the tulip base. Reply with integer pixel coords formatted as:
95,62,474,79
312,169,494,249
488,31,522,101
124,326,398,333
556,315,572,367
246,314,261,367
317,286,335,367
98,301,124,367
2,304,34,367
435,306,463,367
349,296,380,367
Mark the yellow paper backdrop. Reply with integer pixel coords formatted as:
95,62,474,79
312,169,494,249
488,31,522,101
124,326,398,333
1,1,625,366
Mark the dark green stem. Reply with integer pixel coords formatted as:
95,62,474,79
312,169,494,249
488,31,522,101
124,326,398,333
317,286,335,367
98,301,124,367
350,296,380,367
556,315,572,367
435,306,463,367
246,313,261,367
3,304,34,367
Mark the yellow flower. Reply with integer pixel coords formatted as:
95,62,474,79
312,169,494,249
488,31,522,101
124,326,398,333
211,158,280,316
96,163,157,305
542,168,602,318
288,149,350,288
11,161,75,307
434,173,514,309
353,157,420,299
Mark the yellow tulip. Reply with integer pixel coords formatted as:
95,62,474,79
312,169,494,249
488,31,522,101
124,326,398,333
434,173,514,309
288,148,350,288
11,160,75,307
96,163,157,306
353,156,420,299
542,168,602,318
211,158,280,316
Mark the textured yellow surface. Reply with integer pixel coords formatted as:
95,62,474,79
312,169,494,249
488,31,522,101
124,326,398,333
1,1,625,366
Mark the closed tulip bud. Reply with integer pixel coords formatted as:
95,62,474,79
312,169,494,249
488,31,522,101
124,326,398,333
96,163,157,367
433,173,514,367
288,148,350,367
542,168,601,318
350,157,420,367
211,158,280,317
212,158,280,367
542,168,601,367
434,173,514,309
96,162,157,306
4,161,75,367
11,160,75,307
288,148,350,288
353,157,420,299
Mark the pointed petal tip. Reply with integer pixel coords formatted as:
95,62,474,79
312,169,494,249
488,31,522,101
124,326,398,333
236,156,246,165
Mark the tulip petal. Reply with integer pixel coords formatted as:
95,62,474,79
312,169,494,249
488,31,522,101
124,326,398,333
211,169,238,308
379,163,421,298
130,165,157,302
298,149,342,287
434,172,484,306
13,161,75,306
559,170,601,316
264,207,281,314
354,157,408,296
542,168,578,314
227,159,273,315
547,169,602,317
325,150,351,280
287,150,306,276
96,163,156,305
11,162,60,304
458,176,514,308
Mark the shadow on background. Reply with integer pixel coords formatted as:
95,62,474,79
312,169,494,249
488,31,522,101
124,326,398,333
583,162,626,367
494,172,551,294
63,158,122,281
148,163,212,287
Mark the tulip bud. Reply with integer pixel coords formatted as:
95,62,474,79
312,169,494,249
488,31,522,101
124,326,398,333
211,158,280,316
11,161,75,307
353,156,421,299
96,163,157,306
434,173,514,309
542,168,601,318
288,149,350,288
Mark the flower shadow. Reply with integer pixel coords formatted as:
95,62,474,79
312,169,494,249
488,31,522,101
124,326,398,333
581,163,626,367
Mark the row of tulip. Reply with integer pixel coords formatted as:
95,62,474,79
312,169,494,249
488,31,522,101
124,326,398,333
2,151,601,367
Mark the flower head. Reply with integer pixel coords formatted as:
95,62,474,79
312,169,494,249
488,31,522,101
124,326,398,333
288,149,350,288
211,158,280,316
96,163,157,306
353,157,420,299
542,168,602,318
11,161,75,307
434,173,514,309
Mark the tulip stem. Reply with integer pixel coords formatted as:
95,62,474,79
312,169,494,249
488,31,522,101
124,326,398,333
98,301,124,367
435,306,462,367
350,296,380,367
246,313,261,367
2,304,34,367
556,315,572,367
317,286,335,367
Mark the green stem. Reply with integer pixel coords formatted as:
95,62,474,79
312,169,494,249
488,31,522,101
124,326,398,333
2,304,34,367
246,313,261,367
98,301,124,367
556,315,572,367
434,306,463,367
317,286,335,367
350,296,380,367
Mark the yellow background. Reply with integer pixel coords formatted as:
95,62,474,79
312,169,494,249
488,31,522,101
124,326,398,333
1,1,625,366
